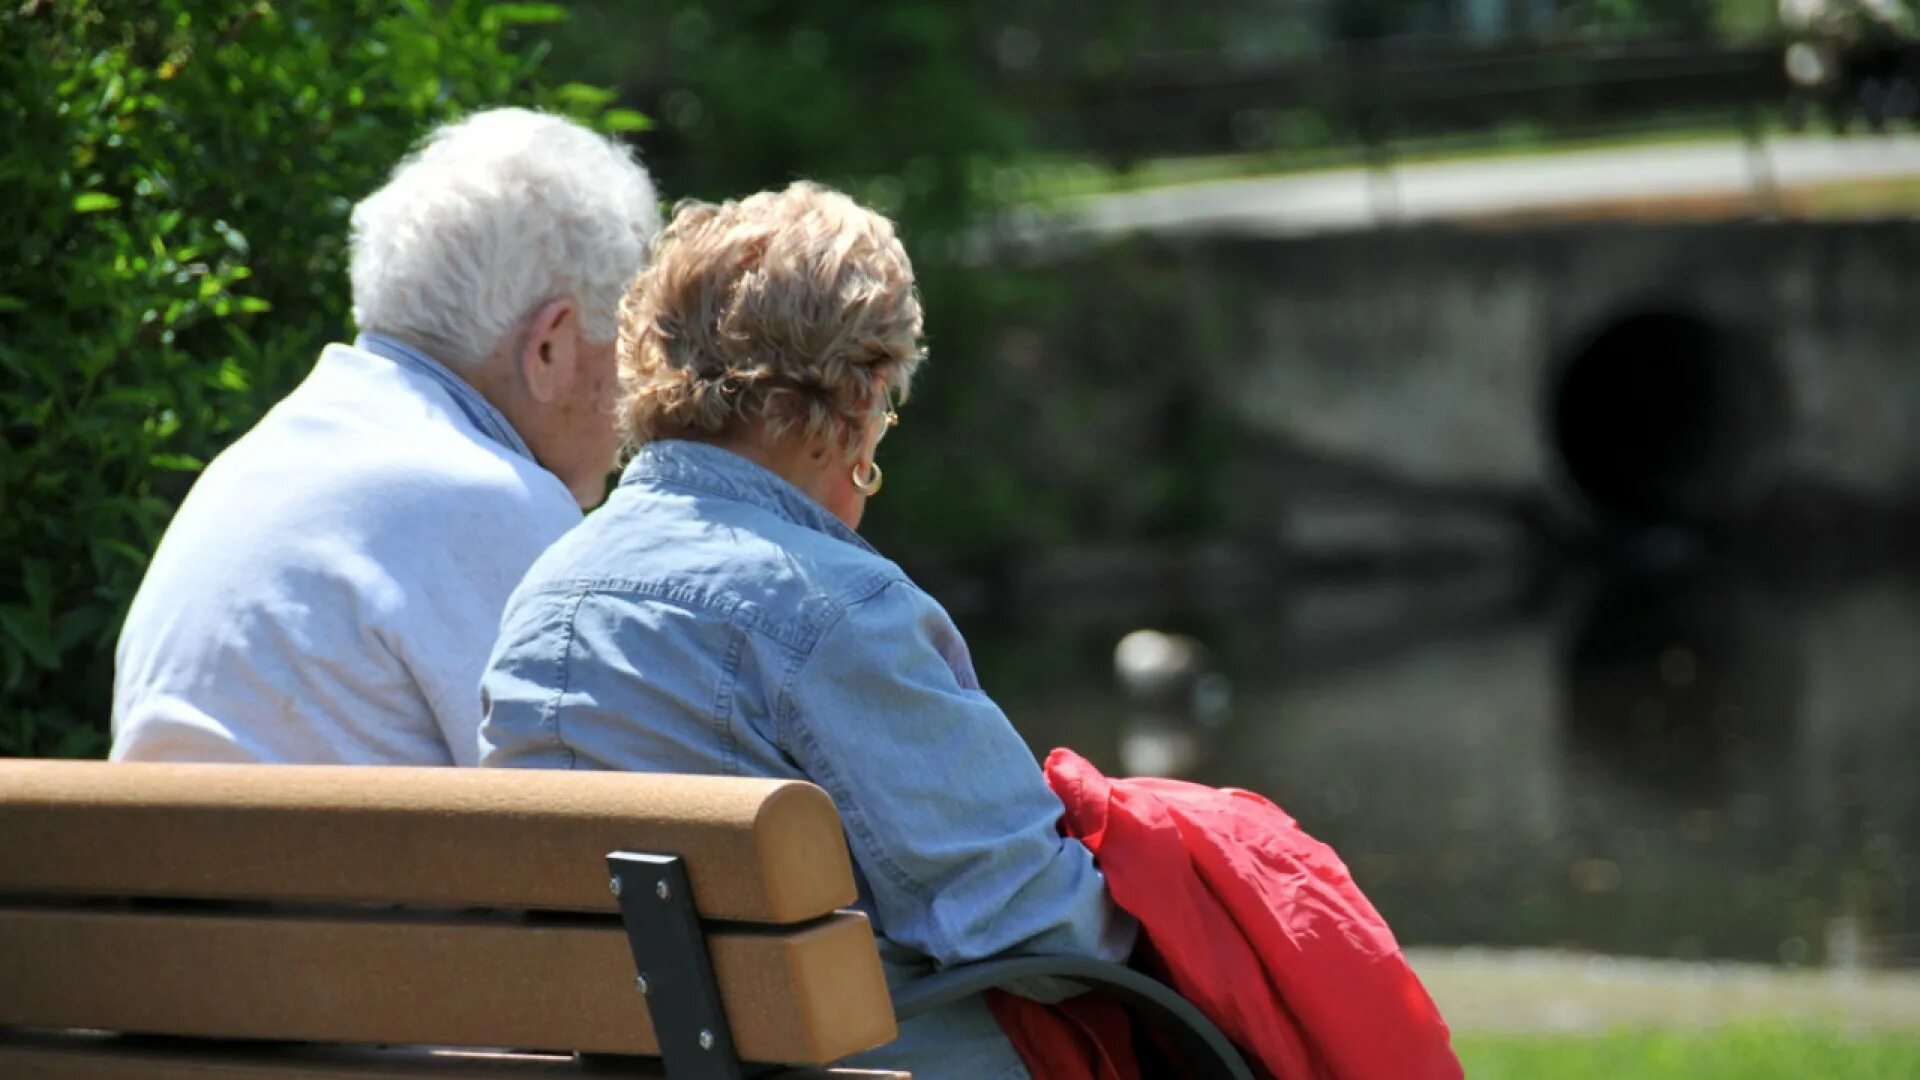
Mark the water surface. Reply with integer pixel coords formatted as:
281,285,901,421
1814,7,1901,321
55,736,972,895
967,567,1920,970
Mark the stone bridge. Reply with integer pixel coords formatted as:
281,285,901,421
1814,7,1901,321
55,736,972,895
1015,138,1920,560
1180,218,1920,535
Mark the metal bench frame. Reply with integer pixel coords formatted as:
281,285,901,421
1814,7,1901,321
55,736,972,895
601,853,1253,1080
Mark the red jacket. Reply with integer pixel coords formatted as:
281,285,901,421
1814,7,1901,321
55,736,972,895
991,749,1462,1080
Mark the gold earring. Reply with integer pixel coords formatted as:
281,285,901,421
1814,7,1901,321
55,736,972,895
851,460,883,497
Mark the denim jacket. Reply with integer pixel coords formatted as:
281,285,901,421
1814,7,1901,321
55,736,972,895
479,440,1136,1079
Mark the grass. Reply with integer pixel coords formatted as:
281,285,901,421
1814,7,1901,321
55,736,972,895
1799,173,1920,217
1455,1027,1920,1079
1412,949,1920,1075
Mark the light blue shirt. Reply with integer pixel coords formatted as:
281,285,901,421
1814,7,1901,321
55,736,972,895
480,440,1137,1079
112,334,582,766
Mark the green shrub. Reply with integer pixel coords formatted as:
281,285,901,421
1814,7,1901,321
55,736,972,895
0,0,638,757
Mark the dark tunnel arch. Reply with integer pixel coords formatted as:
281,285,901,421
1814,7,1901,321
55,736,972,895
1548,307,1790,527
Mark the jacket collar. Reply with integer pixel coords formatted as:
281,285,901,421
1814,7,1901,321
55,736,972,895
621,440,877,554
355,331,535,462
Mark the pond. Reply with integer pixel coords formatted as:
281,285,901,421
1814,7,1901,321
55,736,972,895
966,564,1920,971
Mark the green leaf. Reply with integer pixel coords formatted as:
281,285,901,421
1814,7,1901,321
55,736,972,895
483,4,568,31
1,644,22,695
55,724,109,760
72,192,122,213
20,559,55,615
54,607,107,653
96,539,152,568
553,82,616,109
213,357,251,391
148,452,205,472
598,108,653,133
0,605,60,670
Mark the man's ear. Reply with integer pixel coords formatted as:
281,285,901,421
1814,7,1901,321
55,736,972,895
519,298,579,405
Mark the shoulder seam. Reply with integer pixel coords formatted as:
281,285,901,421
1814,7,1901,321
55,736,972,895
509,567,905,652
541,589,591,770
770,579,951,950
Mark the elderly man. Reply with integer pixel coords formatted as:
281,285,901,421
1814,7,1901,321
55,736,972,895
112,108,659,766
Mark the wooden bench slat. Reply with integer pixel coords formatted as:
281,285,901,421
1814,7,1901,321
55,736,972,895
0,1031,911,1079
0,907,897,1066
0,761,855,923
0,1036,594,1079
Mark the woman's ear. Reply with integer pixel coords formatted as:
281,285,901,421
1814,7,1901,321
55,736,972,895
519,299,579,404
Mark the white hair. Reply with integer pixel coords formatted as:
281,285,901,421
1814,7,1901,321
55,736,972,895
349,108,660,367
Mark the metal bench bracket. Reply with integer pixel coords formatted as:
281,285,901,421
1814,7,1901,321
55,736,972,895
607,851,745,1080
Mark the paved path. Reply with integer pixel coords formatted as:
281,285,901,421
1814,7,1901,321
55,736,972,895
1070,135,1920,238
1408,948,1920,1035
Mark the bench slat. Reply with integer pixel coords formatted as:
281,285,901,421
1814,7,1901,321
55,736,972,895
0,761,855,923
0,906,896,1066
0,1037,591,1080
0,1032,912,1079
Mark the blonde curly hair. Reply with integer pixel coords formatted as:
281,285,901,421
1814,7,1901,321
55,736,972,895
616,181,924,454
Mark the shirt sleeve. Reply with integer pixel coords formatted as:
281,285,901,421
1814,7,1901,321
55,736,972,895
475,586,582,771
778,580,1137,968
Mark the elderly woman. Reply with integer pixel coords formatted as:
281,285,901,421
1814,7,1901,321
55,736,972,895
479,182,1135,1077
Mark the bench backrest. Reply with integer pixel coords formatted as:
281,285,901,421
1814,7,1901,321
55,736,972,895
0,761,899,1074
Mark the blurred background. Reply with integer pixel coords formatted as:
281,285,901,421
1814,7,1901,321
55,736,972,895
6,1,1920,1073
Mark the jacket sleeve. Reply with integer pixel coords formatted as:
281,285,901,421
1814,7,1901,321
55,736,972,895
777,580,1137,968
476,585,584,771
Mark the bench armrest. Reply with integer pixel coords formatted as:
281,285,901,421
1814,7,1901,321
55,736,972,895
890,956,1254,1080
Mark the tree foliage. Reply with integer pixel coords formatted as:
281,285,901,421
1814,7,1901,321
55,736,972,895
548,4,1196,560
0,0,634,756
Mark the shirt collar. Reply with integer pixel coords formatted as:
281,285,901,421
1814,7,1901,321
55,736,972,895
355,331,536,462
621,440,878,554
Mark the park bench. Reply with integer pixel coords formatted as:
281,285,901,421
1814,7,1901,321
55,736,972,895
0,759,1253,1079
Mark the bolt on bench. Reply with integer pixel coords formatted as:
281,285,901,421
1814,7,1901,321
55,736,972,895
0,760,1253,1080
